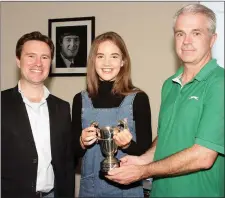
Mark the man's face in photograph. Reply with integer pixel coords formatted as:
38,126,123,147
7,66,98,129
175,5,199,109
60,34,80,59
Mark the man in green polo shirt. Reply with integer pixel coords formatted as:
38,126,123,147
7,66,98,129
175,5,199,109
106,3,224,197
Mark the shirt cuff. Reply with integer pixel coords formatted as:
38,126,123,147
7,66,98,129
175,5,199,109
195,137,224,154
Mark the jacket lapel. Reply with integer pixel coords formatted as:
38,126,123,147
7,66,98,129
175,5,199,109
47,95,58,162
12,87,37,154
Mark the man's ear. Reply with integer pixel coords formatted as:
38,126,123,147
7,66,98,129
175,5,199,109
210,33,217,48
16,57,21,68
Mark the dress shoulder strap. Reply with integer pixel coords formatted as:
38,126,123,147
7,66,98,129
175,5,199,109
119,92,137,107
81,90,93,108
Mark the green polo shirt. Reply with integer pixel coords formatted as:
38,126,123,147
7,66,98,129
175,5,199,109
151,59,224,197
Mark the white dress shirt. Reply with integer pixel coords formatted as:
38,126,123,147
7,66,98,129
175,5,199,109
18,82,54,192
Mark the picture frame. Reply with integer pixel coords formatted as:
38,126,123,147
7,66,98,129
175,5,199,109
48,16,95,76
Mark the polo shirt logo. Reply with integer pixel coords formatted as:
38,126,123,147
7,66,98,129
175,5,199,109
189,96,199,100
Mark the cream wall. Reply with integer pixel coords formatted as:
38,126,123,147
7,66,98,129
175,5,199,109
201,1,224,68
1,1,192,137
1,2,192,196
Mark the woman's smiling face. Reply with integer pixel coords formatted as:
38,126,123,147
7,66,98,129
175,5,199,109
95,40,124,81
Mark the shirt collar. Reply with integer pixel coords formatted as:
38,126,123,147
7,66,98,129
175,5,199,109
172,73,183,85
172,66,184,83
172,58,218,83
18,80,50,105
194,59,218,81
60,53,73,68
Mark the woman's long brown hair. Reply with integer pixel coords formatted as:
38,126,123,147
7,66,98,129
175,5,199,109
86,31,141,98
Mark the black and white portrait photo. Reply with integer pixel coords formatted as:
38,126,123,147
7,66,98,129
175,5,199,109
48,17,95,76
56,26,87,68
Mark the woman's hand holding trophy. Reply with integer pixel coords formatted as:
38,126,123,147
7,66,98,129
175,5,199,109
80,122,99,149
113,119,132,149
113,128,132,150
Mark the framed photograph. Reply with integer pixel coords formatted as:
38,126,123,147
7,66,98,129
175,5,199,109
48,16,95,76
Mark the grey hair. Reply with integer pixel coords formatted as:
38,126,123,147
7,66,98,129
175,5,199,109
173,4,216,34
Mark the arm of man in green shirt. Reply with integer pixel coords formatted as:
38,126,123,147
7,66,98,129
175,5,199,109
106,74,224,185
106,139,218,184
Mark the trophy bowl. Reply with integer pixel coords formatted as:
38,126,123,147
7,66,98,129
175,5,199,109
94,120,128,174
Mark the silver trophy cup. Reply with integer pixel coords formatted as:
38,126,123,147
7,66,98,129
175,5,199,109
95,120,128,174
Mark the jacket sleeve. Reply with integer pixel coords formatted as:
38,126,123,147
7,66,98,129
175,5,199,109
64,102,75,197
72,93,86,160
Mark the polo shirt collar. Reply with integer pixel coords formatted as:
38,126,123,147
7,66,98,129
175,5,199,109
172,59,218,82
172,66,184,84
194,59,218,81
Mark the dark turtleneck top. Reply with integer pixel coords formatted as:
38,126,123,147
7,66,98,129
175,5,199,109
72,81,152,161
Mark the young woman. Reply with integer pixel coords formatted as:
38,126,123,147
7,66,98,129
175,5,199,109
72,31,152,197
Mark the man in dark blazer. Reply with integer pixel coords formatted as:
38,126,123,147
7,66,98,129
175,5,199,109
1,31,75,198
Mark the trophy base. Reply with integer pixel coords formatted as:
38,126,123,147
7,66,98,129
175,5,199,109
100,157,120,174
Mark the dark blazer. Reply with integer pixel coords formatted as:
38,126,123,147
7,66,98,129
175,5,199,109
1,86,75,198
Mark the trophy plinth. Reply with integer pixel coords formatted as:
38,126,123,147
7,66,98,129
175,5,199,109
100,156,120,174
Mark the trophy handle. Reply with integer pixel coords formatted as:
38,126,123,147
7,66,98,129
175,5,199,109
90,121,100,142
90,121,99,128
117,119,128,131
